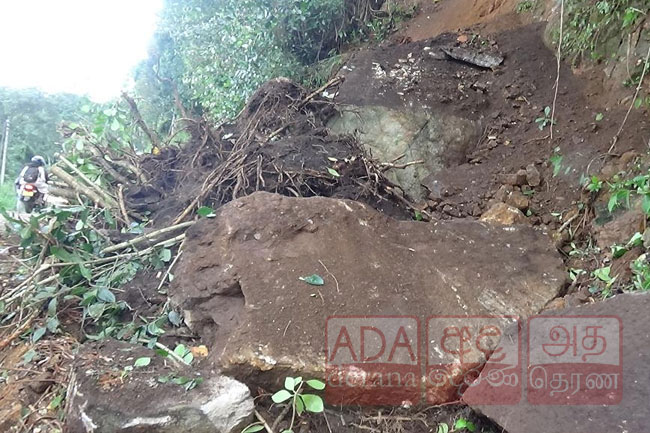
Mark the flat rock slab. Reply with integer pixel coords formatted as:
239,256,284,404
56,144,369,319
172,192,564,404
65,340,253,433
466,292,650,433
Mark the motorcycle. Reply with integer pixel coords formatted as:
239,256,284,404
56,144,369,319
19,183,44,213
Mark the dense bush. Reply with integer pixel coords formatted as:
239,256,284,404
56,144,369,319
135,0,396,123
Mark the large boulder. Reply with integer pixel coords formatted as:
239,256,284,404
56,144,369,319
466,292,650,433
171,192,564,404
328,106,481,199
65,341,253,433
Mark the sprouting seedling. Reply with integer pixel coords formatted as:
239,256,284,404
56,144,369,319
272,377,325,433
535,106,554,130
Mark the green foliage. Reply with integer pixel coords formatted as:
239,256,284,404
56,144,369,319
158,373,204,391
0,182,16,210
516,0,537,13
585,175,603,193
135,0,393,122
454,418,476,432
560,0,648,72
0,87,88,178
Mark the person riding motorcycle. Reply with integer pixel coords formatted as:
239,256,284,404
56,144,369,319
15,155,49,208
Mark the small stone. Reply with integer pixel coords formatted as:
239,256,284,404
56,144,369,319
542,297,566,311
526,164,541,187
480,202,529,225
493,185,513,202
506,190,530,210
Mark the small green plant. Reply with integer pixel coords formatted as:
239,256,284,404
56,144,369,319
549,149,563,177
535,106,554,130
271,377,325,433
454,417,477,432
585,175,603,193
158,373,204,391
595,112,604,122
516,0,536,13
590,266,617,298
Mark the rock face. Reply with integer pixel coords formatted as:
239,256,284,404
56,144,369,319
65,341,253,433
466,292,650,433
328,106,482,199
171,192,564,403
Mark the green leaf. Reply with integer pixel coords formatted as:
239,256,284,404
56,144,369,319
174,344,188,357
295,395,305,415
436,423,449,433
454,418,476,432
595,112,604,121
549,154,563,177
79,264,92,280
87,302,105,319
46,317,60,333
147,321,165,336
327,167,340,178
593,266,613,283
242,425,265,433
197,206,216,218
299,274,324,286
159,248,172,262
611,245,627,259
628,232,643,247
110,119,121,131
306,379,326,390
271,389,292,403
134,357,151,367
97,287,116,303
48,394,63,410
47,298,58,317
301,394,324,412
284,376,295,391
32,327,46,343
21,349,37,365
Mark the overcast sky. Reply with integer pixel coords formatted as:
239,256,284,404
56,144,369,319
0,0,163,101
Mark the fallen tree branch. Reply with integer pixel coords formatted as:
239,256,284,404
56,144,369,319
0,310,38,351
379,159,424,171
122,92,162,149
58,155,117,206
117,185,130,226
100,221,194,255
50,166,119,215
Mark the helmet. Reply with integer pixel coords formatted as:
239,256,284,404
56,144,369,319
31,155,46,166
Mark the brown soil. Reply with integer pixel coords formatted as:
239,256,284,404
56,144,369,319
395,0,528,42
339,22,650,224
